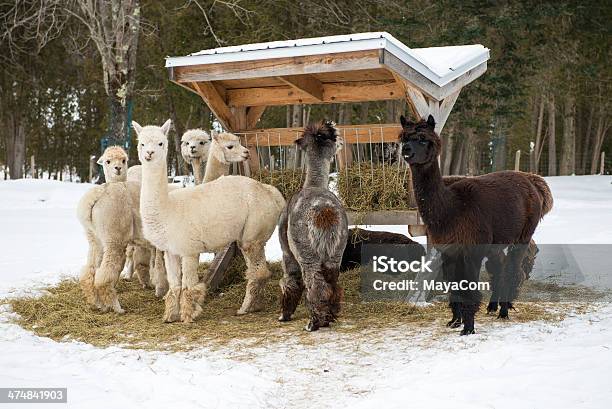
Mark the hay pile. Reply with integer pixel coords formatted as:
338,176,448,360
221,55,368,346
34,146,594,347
4,260,602,352
252,169,305,200
336,163,416,211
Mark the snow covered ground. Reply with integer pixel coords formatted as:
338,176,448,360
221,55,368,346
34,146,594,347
1,175,611,408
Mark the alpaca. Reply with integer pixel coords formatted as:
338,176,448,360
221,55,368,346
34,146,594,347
399,115,552,335
203,131,250,183
278,120,348,331
121,131,251,297
180,129,211,185
340,228,425,272
133,119,285,323
77,146,149,313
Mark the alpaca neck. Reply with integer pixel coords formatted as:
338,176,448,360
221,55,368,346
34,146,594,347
140,160,170,243
304,156,330,189
203,147,229,183
192,158,203,185
410,158,455,231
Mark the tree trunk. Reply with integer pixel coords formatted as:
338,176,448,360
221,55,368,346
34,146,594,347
534,95,545,173
441,126,454,175
547,95,557,176
492,116,507,172
465,127,478,175
560,93,576,175
6,113,26,179
590,109,610,174
581,105,595,174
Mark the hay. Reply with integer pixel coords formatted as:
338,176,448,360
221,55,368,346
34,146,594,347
336,162,416,211
4,262,605,352
252,169,305,200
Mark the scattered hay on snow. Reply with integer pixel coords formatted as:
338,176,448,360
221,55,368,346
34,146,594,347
4,260,606,352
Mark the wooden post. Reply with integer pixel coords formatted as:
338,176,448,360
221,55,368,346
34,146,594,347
30,155,35,178
601,151,606,175
514,150,521,171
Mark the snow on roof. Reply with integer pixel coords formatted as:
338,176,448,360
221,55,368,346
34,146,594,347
165,32,489,88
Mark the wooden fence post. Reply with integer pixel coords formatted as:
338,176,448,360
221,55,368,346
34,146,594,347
514,150,521,171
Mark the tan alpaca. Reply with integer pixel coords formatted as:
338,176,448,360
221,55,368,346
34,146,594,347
181,129,211,185
77,146,149,313
134,120,285,323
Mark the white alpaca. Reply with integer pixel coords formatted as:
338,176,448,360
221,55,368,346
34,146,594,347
134,120,285,323
77,146,149,313
123,131,251,296
181,129,211,185
203,131,250,183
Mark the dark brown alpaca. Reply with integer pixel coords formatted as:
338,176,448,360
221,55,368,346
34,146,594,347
400,115,553,335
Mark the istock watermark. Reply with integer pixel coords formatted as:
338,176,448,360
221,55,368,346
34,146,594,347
359,243,612,303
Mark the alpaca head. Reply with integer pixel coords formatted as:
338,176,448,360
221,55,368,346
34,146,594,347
181,129,211,163
210,131,250,164
399,115,441,165
97,146,128,182
133,119,172,166
296,120,338,162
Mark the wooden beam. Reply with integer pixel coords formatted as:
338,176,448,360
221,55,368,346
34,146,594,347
173,50,383,83
391,72,430,119
246,106,266,129
277,74,324,101
347,210,419,225
237,123,402,146
435,89,460,133
227,80,402,107
192,81,235,130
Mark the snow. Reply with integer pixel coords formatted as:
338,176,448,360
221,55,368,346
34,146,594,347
0,175,611,408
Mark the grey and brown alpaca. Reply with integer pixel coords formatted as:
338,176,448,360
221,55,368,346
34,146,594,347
278,120,348,331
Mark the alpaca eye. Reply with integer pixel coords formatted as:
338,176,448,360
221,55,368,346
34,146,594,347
158,142,163,146
199,141,204,145
140,143,144,147
227,145,233,150
122,159,126,164
419,140,428,146
106,160,110,164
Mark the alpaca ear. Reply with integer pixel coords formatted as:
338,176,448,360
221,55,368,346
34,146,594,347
400,115,414,128
160,119,172,136
427,115,436,129
96,156,105,165
295,137,305,149
132,121,143,135
211,130,219,142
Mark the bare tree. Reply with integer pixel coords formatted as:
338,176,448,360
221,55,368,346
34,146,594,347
68,0,141,146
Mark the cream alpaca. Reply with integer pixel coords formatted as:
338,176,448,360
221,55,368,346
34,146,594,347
134,119,285,323
181,129,211,185
203,131,250,183
123,131,250,296
77,146,149,313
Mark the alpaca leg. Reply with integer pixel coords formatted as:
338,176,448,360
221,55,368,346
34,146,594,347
162,252,182,323
237,242,271,315
279,251,304,322
133,245,152,289
80,231,102,307
441,250,462,327
121,245,135,280
152,249,169,298
485,249,505,314
498,244,529,319
179,255,207,323
302,265,335,332
94,243,126,313
457,250,484,335
322,260,343,320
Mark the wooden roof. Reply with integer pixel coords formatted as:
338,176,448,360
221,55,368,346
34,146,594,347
166,32,489,132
